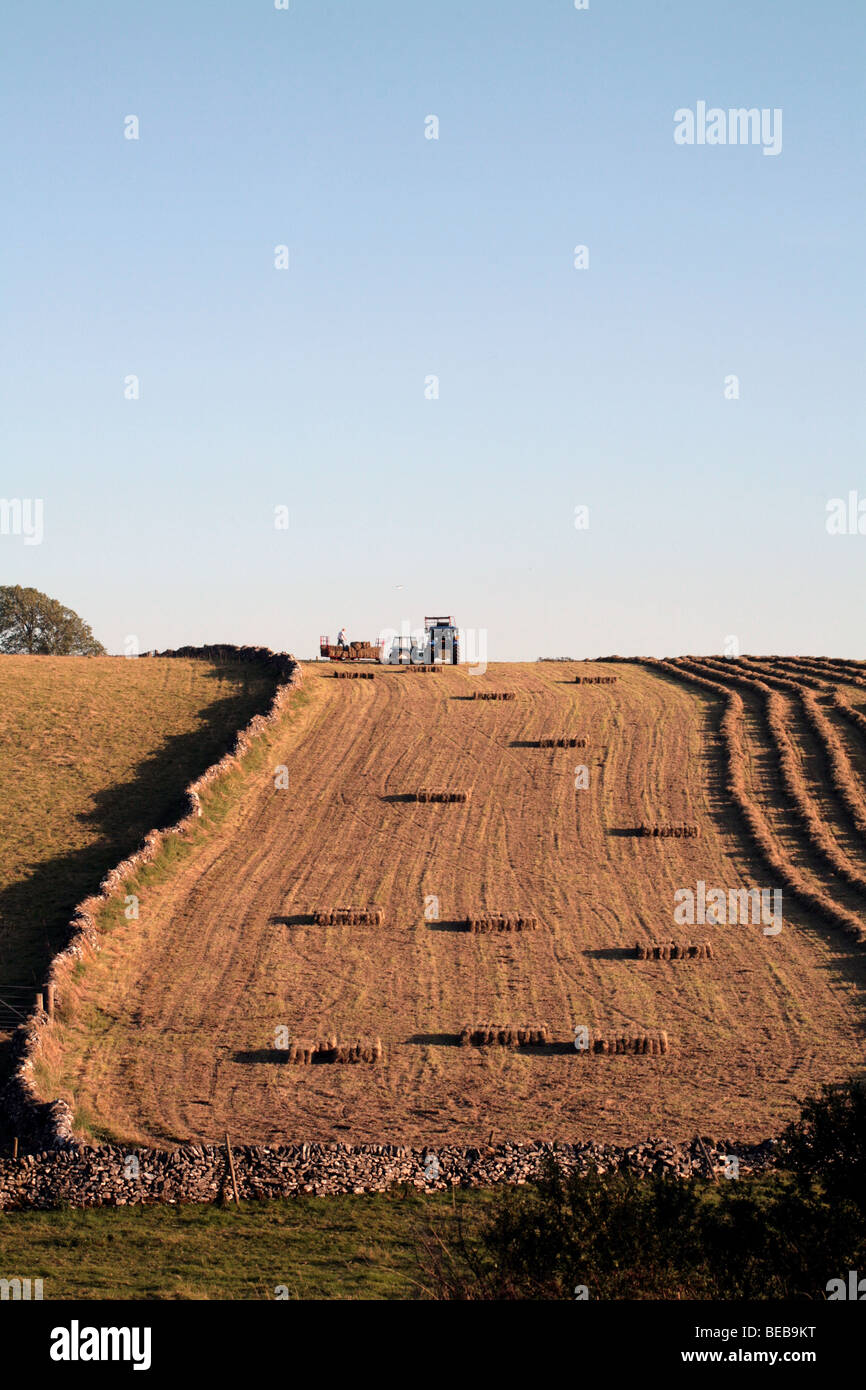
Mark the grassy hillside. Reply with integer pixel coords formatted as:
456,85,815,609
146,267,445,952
0,655,278,1125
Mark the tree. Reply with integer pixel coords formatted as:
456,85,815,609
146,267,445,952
777,1078,866,1213
0,585,106,655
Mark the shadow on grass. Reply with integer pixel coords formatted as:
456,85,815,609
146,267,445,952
0,665,279,1133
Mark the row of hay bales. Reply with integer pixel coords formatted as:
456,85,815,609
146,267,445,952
646,659,866,945
639,823,700,839
463,914,539,932
574,676,618,684
403,665,442,674
537,736,588,748
314,907,384,926
591,1032,668,1055
286,1035,383,1064
635,942,714,960
458,1024,669,1054
471,691,516,701
333,670,375,680
412,789,470,803
460,1022,552,1047
327,642,380,660
680,658,866,895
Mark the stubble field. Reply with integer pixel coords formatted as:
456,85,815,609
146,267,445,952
35,659,866,1148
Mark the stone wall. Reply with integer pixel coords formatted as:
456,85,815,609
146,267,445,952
0,1136,777,1211
2,646,303,1155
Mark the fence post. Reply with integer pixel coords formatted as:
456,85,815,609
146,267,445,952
225,1132,241,1205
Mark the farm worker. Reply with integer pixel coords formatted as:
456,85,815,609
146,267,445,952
337,627,349,650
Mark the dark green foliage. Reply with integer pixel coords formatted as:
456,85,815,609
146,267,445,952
0,585,105,655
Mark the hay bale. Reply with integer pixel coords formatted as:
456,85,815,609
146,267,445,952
288,1037,316,1064
640,823,700,839
584,1029,669,1056
639,942,711,962
315,906,383,926
413,789,469,803
461,1021,550,1047
471,691,516,701
466,913,539,933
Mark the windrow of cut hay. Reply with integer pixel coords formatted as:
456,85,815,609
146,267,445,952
687,658,866,867
333,670,375,679
536,736,588,748
463,914,539,932
459,1022,552,1046
313,907,384,926
635,942,714,960
286,1035,383,1064
733,659,866,837
638,823,700,839
470,691,516,701
739,658,866,761
643,658,866,945
745,658,837,691
759,656,866,689
411,789,470,803
573,675,618,684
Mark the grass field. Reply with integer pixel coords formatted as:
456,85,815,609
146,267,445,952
33,659,866,1149
0,655,278,1125
0,1187,480,1299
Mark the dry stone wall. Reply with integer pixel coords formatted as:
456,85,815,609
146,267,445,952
0,1137,777,1211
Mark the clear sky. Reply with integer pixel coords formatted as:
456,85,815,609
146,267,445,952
1,1,863,659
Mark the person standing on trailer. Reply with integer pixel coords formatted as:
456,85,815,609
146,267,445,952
337,626,349,651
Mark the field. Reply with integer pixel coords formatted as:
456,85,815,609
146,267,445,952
32,658,866,1149
0,1187,470,1300
0,655,279,1135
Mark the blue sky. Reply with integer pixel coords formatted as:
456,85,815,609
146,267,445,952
1,0,863,658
